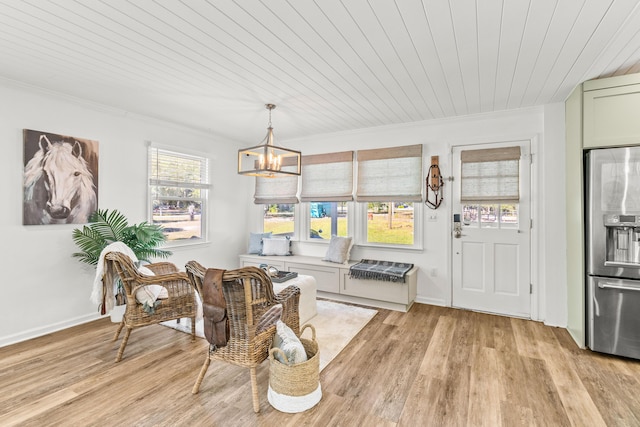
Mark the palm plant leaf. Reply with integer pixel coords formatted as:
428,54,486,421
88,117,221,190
89,209,129,242
71,208,172,267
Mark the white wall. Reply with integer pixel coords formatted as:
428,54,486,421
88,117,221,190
0,82,252,346
0,80,568,347
267,105,567,326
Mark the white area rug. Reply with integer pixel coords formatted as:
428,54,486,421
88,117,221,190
162,299,377,371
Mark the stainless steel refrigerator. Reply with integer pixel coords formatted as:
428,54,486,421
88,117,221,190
586,146,640,360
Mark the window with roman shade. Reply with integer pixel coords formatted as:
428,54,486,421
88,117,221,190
254,157,299,204
460,146,521,203
356,144,423,202
148,144,210,244
300,151,354,202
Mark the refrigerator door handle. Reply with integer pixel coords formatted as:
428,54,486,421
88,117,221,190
598,282,640,292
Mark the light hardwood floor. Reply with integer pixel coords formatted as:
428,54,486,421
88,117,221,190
1,303,639,426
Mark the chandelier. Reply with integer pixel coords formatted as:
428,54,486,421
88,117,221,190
237,104,301,177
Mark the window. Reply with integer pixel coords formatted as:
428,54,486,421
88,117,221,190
356,145,422,247
462,203,519,229
148,144,210,244
307,202,349,239
255,157,299,237
460,146,521,230
366,202,416,245
300,151,353,241
263,203,296,237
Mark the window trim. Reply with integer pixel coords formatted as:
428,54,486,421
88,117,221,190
147,142,211,247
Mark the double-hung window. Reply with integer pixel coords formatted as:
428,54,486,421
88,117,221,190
148,144,210,244
300,151,353,240
255,157,299,237
356,144,423,247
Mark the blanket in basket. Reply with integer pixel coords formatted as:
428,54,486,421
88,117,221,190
349,259,414,283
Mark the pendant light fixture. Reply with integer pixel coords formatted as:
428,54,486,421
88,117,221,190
237,104,301,177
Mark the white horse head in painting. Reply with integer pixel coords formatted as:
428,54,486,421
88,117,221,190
23,135,97,224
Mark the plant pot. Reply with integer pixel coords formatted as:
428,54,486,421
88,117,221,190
110,304,126,323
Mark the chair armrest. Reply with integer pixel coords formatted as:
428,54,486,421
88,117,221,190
275,285,300,335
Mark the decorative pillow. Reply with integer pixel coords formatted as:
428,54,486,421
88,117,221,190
248,232,272,254
322,236,353,264
261,237,291,256
272,320,307,365
135,266,168,306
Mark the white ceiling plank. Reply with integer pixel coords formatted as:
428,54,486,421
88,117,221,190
492,0,532,112
422,0,469,116
546,0,640,102
476,0,504,113
582,1,640,78
519,0,586,107
506,0,559,110
0,0,639,141
449,0,481,115
534,0,616,103
395,0,456,117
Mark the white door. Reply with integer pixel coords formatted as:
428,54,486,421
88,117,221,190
451,140,531,318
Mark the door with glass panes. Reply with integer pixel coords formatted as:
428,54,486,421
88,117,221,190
451,141,531,318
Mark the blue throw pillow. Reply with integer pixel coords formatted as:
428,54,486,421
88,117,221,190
248,232,272,254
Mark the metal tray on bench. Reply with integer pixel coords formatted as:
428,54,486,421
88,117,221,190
271,271,298,283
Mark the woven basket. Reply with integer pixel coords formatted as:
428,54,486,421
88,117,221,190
268,324,322,413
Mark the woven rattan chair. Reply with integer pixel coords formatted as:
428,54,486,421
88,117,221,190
104,252,198,362
185,261,300,413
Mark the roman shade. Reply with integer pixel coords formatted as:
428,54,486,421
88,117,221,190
460,146,521,203
254,157,299,204
356,144,423,202
300,151,354,202
149,146,210,190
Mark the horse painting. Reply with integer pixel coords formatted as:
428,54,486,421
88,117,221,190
23,131,98,225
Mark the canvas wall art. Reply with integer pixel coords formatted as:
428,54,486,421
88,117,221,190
23,129,99,225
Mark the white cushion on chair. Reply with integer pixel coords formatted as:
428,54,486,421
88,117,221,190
135,266,168,306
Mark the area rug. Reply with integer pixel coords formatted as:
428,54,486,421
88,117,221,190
161,299,377,371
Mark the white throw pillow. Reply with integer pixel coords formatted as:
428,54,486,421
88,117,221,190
248,231,272,254
135,266,168,306
272,320,308,365
322,236,353,264
261,237,291,256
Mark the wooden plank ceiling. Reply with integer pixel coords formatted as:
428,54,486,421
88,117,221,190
0,0,639,143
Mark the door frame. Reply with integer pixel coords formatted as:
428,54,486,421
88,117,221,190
446,136,540,321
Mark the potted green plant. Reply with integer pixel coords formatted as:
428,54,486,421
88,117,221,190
72,208,172,321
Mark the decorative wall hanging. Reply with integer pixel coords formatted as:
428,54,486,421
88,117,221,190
23,129,98,225
426,155,444,209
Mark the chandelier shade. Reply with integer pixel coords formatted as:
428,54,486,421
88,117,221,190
238,104,301,178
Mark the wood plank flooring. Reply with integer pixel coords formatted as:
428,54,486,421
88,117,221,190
1,303,639,426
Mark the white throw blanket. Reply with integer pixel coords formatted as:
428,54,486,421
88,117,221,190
90,242,138,313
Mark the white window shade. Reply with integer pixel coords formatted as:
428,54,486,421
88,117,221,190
149,146,210,190
460,146,521,203
356,144,423,202
254,157,299,204
300,151,354,202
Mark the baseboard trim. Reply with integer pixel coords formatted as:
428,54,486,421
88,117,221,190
0,313,103,348
415,296,446,307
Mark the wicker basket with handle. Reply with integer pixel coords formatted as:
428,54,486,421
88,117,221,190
268,324,322,412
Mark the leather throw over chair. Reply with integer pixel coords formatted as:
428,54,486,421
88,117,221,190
201,268,229,348
185,261,301,413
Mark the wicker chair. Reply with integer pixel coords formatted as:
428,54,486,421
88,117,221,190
104,252,198,362
185,261,300,413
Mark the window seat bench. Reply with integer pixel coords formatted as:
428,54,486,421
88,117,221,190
239,254,417,312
